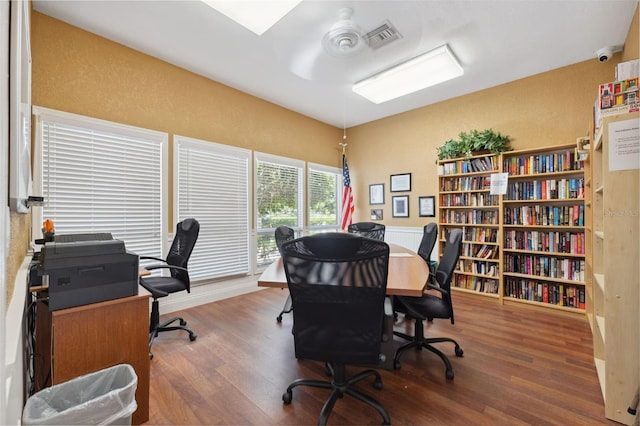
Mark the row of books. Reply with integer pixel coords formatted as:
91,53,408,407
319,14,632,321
462,226,499,243
504,254,585,281
440,210,499,225
440,193,499,207
457,259,500,277
504,230,585,254
504,278,585,309
462,243,499,259
505,178,585,201
440,156,498,175
504,204,585,227
453,275,499,294
440,176,491,192
503,149,584,176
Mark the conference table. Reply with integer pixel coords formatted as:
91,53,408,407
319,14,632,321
257,243,430,297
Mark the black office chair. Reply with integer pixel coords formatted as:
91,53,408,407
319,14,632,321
274,225,295,322
139,218,199,359
348,221,385,241
280,232,391,426
392,228,464,379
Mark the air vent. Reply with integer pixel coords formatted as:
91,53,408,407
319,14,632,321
365,21,402,50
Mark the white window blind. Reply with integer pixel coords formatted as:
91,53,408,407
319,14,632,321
175,136,251,280
308,162,340,230
32,107,167,258
254,152,304,267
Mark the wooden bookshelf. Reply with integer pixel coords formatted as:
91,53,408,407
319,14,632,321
438,152,501,298
501,143,586,315
590,112,639,425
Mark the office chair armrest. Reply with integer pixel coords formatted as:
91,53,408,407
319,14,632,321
140,256,167,263
425,271,449,295
145,265,188,273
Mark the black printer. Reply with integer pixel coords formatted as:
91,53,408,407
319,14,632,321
38,233,139,310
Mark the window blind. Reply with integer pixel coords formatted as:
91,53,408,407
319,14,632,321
175,136,251,280
33,107,167,258
254,152,304,267
308,162,340,230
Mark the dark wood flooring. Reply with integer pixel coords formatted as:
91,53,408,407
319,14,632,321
146,287,614,425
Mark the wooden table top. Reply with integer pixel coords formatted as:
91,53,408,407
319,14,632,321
257,243,430,297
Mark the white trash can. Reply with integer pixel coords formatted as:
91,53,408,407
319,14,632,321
22,364,138,425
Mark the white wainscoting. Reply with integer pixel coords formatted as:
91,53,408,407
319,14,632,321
385,225,437,261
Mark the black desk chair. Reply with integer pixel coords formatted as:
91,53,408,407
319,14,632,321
139,218,199,359
348,221,385,241
393,228,464,379
417,222,438,266
274,225,295,322
280,232,391,426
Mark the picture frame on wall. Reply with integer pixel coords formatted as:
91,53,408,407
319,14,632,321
370,209,383,220
392,195,409,218
390,173,411,192
418,196,436,217
369,183,384,205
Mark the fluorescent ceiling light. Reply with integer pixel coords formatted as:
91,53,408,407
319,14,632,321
352,44,464,104
202,0,302,36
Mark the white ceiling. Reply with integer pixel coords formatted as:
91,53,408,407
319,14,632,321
32,0,638,128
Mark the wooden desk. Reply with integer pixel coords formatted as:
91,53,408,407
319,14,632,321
34,289,150,424
257,243,430,297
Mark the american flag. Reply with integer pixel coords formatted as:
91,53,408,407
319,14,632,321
340,154,354,231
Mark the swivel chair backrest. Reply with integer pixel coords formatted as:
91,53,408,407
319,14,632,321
167,218,199,290
435,228,462,323
347,222,385,241
280,232,390,365
417,223,438,265
275,225,295,256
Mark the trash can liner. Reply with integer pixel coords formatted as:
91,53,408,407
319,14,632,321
23,364,138,425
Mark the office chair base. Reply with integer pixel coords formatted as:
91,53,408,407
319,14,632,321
282,363,390,426
148,316,197,359
393,323,463,380
276,294,293,322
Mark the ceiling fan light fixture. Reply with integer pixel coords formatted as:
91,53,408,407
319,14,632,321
352,44,464,104
322,7,367,57
201,0,302,36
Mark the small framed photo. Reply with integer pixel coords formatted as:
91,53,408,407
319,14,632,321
370,209,383,220
390,173,411,192
369,183,384,205
419,196,436,217
392,195,409,218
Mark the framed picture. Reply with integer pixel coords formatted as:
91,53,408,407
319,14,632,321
369,183,384,205
419,196,436,217
370,209,383,220
392,195,409,218
390,173,411,192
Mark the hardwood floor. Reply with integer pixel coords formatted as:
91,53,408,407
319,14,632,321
146,287,615,425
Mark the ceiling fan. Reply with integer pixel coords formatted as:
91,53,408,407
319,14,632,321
271,5,407,83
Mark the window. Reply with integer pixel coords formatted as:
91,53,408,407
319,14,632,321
308,162,340,230
254,152,304,267
174,136,251,280
32,107,168,258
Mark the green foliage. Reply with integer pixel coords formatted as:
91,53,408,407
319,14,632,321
436,129,511,162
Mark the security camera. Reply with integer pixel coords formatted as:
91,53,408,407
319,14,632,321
596,47,614,63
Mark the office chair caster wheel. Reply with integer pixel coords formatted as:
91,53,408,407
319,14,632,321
393,359,401,369
189,333,197,342
149,352,154,360
282,390,293,404
446,369,454,380
276,314,283,323
179,319,187,326
455,346,464,357
373,377,383,390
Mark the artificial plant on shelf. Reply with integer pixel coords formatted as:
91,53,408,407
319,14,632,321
436,129,511,162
